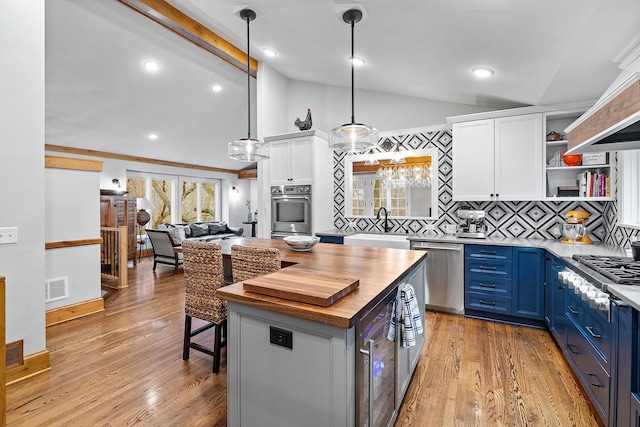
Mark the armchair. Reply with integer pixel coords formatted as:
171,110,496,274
146,229,183,274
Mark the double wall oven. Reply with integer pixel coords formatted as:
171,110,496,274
270,185,312,239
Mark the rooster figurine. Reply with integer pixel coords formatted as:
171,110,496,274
294,108,312,131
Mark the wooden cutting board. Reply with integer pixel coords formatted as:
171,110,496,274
242,267,359,307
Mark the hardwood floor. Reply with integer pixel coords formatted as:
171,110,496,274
6,259,602,426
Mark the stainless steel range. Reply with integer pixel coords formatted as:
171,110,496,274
572,255,640,285
563,254,640,322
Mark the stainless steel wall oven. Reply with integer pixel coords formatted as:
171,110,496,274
270,185,312,238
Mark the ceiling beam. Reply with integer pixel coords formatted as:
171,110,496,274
116,0,258,77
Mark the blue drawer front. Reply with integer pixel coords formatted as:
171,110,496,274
465,292,511,315
565,291,612,367
566,317,610,423
317,235,343,244
465,245,512,260
466,259,512,279
465,276,511,296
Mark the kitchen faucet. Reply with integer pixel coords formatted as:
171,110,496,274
376,207,392,233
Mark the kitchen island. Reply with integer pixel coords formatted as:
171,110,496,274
216,238,427,427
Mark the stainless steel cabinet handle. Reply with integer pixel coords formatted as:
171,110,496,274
567,306,579,314
586,372,603,387
359,339,375,425
585,326,601,339
479,300,496,306
480,250,496,255
411,244,462,251
568,344,580,354
480,266,496,270
479,283,496,288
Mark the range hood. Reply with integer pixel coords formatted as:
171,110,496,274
564,72,640,154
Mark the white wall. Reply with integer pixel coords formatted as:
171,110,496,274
0,0,47,355
45,167,102,310
286,80,493,135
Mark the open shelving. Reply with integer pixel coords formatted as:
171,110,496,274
543,109,614,201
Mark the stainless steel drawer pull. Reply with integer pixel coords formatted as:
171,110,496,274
567,306,579,314
479,300,496,306
586,372,603,387
585,326,601,339
568,344,580,354
480,250,496,255
479,266,496,270
479,283,496,288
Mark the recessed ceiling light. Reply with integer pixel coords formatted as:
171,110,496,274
472,66,495,78
349,56,365,66
262,48,277,57
143,60,160,72
148,133,158,140
211,84,222,92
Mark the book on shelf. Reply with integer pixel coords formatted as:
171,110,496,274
576,169,609,197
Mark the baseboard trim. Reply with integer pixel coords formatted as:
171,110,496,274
46,297,105,327
6,350,51,385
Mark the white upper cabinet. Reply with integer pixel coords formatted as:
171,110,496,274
452,113,543,201
269,136,314,184
452,119,495,200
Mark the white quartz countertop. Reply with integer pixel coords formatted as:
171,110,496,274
315,229,628,259
607,285,640,312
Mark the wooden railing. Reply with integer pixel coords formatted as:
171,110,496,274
100,226,128,288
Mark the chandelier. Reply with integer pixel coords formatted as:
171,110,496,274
377,163,432,189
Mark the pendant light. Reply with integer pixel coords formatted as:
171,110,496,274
329,9,378,153
228,9,269,162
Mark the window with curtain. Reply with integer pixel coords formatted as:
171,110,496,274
619,151,640,228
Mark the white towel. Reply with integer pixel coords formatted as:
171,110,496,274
387,283,424,347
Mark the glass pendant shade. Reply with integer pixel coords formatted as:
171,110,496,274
329,123,379,153
329,9,378,153
228,138,269,162
227,9,268,162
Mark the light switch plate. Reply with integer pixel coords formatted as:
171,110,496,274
0,227,18,244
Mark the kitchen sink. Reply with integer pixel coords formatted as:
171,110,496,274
343,233,410,249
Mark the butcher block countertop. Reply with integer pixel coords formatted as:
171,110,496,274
215,238,426,329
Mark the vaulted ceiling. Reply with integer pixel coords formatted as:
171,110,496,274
45,0,640,171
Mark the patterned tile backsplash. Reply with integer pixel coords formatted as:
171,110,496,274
333,128,639,248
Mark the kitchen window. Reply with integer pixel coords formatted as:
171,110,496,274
352,174,409,217
618,151,640,228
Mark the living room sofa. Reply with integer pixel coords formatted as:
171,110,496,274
158,221,244,244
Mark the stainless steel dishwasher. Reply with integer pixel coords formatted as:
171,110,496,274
410,241,464,315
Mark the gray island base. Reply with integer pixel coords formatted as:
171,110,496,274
216,238,427,427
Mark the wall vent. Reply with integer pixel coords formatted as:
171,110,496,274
45,276,68,303
6,340,23,368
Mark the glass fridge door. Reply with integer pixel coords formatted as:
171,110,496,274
356,287,397,427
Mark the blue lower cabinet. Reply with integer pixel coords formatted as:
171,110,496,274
317,235,343,244
465,245,545,325
566,316,610,424
615,303,632,427
512,247,545,320
545,255,567,345
632,393,640,427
